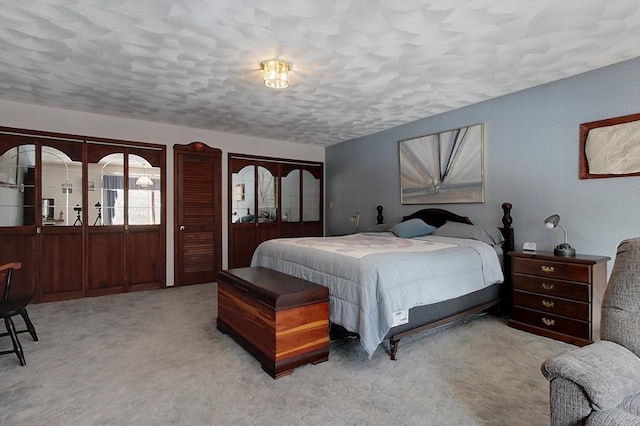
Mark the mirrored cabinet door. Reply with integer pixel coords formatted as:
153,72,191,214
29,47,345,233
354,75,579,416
41,143,83,226
281,168,300,223
39,138,85,299
228,154,323,268
1,127,166,303
302,168,321,222
0,140,36,227
231,164,255,223
257,165,278,223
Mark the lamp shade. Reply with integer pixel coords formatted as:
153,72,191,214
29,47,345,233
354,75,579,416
261,59,290,89
544,214,575,257
544,214,560,228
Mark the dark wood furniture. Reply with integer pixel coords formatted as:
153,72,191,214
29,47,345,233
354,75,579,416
508,250,610,346
383,202,514,359
228,153,323,268
0,262,38,366
173,142,222,286
217,267,330,379
0,127,166,302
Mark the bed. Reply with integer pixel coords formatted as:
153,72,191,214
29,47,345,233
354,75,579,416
251,202,514,359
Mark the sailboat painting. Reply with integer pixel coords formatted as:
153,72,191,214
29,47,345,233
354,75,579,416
399,124,484,204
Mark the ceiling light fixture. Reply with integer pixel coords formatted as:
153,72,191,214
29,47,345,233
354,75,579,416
136,175,153,188
261,59,290,89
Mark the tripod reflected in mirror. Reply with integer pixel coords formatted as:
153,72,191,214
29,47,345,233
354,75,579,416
93,202,102,226
73,204,82,226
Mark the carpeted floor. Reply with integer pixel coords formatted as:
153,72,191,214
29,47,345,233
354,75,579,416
0,283,571,425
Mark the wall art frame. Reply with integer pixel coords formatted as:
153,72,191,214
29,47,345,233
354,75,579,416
579,113,640,179
399,123,484,205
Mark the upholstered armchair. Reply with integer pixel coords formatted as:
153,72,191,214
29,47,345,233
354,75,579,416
541,237,640,426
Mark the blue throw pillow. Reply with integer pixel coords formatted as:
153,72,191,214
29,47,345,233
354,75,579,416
390,219,436,238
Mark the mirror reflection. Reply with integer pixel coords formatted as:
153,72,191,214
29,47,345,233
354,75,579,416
281,169,300,222
302,170,320,221
257,166,277,223
0,144,35,226
231,165,255,223
88,153,124,225
128,154,161,225
41,145,82,226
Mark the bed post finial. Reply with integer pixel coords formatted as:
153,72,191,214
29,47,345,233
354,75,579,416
501,202,512,229
376,205,384,224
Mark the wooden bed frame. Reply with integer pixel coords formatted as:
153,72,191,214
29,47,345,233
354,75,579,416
374,202,514,360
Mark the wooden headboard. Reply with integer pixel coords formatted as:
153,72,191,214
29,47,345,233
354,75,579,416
375,202,515,260
401,208,472,228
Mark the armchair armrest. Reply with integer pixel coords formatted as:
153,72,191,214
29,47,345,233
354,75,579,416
541,341,640,411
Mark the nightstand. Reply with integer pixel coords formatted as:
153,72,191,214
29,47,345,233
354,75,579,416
507,250,610,346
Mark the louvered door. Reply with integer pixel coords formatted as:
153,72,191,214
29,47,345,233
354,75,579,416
174,142,221,286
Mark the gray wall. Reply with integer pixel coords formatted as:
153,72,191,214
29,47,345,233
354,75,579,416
326,58,640,266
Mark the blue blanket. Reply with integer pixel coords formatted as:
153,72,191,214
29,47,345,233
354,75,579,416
251,232,504,357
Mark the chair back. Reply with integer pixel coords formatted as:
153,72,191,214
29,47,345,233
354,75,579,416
0,262,22,300
601,237,640,357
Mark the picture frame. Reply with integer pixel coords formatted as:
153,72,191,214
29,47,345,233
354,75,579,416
62,183,73,194
579,113,640,179
399,123,484,204
234,183,245,201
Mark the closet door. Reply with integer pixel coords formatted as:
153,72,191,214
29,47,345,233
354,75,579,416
86,143,126,295
0,133,38,299
39,139,85,302
127,148,165,291
301,165,323,237
174,142,221,286
229,158,256,268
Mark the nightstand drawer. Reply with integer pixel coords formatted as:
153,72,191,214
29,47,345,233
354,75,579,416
512,307,590,340
513,275,590,302
513,258,591,282
513,290,590,320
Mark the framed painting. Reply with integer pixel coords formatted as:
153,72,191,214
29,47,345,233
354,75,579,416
399,123,484,204
579,113,640,179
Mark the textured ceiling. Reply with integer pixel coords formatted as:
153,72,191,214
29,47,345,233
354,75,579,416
1,1,639,147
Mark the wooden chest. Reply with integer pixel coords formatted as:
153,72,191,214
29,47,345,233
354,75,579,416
216,267,329,379
508,251,610,346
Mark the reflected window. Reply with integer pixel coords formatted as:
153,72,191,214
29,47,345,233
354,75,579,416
89,153,124,226
127,154,161,225
41,146,82,226
0,144,35,226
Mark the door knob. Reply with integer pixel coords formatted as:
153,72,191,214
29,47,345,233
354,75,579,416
180,225,185,231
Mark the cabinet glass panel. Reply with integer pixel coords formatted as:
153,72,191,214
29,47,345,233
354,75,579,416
281,169,300,222
257,166,277,222
88,153,124,226
128,154,161,225
41,145,83,226
302,169,320,222
232,165,255,223
0,144,35,226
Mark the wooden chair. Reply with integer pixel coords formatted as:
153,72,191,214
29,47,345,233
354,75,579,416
0,262,38,366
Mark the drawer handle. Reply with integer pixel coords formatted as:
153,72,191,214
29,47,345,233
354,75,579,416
542,282,554,291
541,300,555,308
542,317,555,327
541,266,555,273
